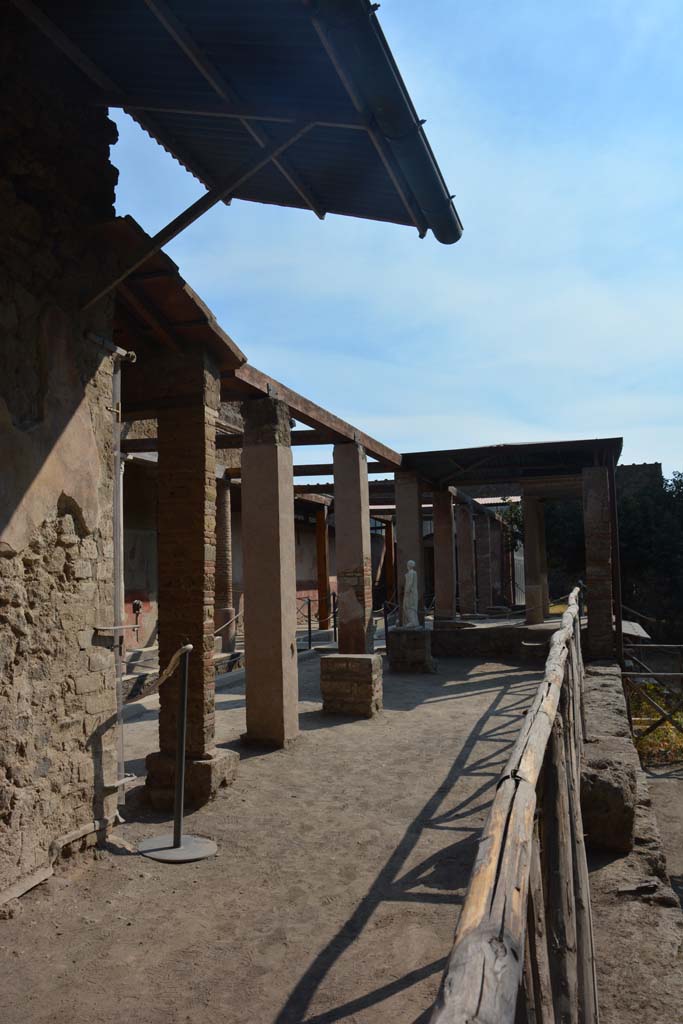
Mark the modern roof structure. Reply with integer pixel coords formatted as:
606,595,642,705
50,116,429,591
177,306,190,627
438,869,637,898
15,0,462,246
401,438,624,491
110,216,246,370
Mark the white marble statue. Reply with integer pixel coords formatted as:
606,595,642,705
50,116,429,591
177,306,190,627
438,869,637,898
402,559,420,628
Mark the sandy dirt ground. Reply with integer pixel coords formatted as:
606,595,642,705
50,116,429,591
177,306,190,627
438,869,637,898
1,656,541,1024
647,763,683,907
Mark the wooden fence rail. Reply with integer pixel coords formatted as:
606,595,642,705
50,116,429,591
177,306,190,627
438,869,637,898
430,586,599,1024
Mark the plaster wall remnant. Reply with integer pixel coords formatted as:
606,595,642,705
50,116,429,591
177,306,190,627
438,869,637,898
0,11,120,895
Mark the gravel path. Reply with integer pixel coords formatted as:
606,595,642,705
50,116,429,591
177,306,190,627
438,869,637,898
1,656,541,1024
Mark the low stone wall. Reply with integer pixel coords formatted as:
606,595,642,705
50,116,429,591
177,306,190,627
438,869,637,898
387,627,437,673
431,620,553,663
582,663,683,1021
581,664,639,853
320,654,382,718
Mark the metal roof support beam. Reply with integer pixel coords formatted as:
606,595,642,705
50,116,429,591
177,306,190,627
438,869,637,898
307,7,428,237
82,122,315,310
100,96,366,131
144,0,326,220
10,0,221,195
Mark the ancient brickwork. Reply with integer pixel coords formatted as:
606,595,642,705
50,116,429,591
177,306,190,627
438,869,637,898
320,654,383,717
0,14,119,894
582,467,614,659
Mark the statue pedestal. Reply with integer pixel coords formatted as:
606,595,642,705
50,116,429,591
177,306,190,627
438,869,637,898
387,626,437,674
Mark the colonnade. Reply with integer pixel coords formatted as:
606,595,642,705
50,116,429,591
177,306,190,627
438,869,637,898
145,382,615,808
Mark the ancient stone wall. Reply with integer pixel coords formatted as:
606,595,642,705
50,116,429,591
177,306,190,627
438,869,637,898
0,12,119,895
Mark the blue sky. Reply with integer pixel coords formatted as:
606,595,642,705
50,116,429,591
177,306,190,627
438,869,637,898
111,1,683,476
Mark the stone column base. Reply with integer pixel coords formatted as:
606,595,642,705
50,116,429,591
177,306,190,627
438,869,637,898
320,654,382,717
145,747,239,811
388,626,437,674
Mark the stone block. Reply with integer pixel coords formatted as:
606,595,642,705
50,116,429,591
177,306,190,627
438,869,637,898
581,665,639,853
320,654,382,718
387,626,437,674
145,747,239,810
581,746,637,854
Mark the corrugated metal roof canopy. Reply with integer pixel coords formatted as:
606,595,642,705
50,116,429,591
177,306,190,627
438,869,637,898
18,0,462,244
402,439,624,489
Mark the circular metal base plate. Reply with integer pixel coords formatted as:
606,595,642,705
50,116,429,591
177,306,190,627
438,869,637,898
138,833,217,863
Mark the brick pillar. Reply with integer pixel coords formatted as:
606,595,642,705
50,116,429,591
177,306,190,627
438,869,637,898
523,495,544,625
433,489,456,620
241,398,299,747
582,467,614,658
475,514,492,612
384,519,396,604
395,471,424,624
538,502,550,615
333,443,373,653
501,524,514,605
490,517,503,605
215,473,235,652
456,503,476,615
146,355,238,808
316,506,331,630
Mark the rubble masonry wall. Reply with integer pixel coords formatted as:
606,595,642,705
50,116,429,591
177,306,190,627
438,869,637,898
0,13,120,895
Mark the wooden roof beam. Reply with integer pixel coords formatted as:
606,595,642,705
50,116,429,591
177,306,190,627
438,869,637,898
118,283,182,354
221,365,402,467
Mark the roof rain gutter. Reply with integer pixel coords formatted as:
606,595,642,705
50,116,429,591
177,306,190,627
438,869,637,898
306,0,463,244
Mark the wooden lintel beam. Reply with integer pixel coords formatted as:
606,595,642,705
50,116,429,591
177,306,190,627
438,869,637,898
118,283,181,353
217,428,335,449
121,438,157,453
221,365,402,467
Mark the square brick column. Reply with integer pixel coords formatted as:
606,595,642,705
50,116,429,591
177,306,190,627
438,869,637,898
501,523,514,605
582,466,614,658
384,519,396,604
523,495,544,624
215,473,235,652
455,503,476,615
316,506,331,630
538,501,550,616
241,398,299,747
475,514,492,612
333,443,373,654
146,355,238,808
490,517,504,605
395,470,424,624
433,489,456,620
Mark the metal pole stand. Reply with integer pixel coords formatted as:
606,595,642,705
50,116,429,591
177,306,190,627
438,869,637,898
139,645,217,863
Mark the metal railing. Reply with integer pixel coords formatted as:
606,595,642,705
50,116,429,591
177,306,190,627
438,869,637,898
430,586,598,1023
137,643,216,863
622,641,683,740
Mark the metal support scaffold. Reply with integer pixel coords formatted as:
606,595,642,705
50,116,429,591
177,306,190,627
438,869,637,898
139,644,217,863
